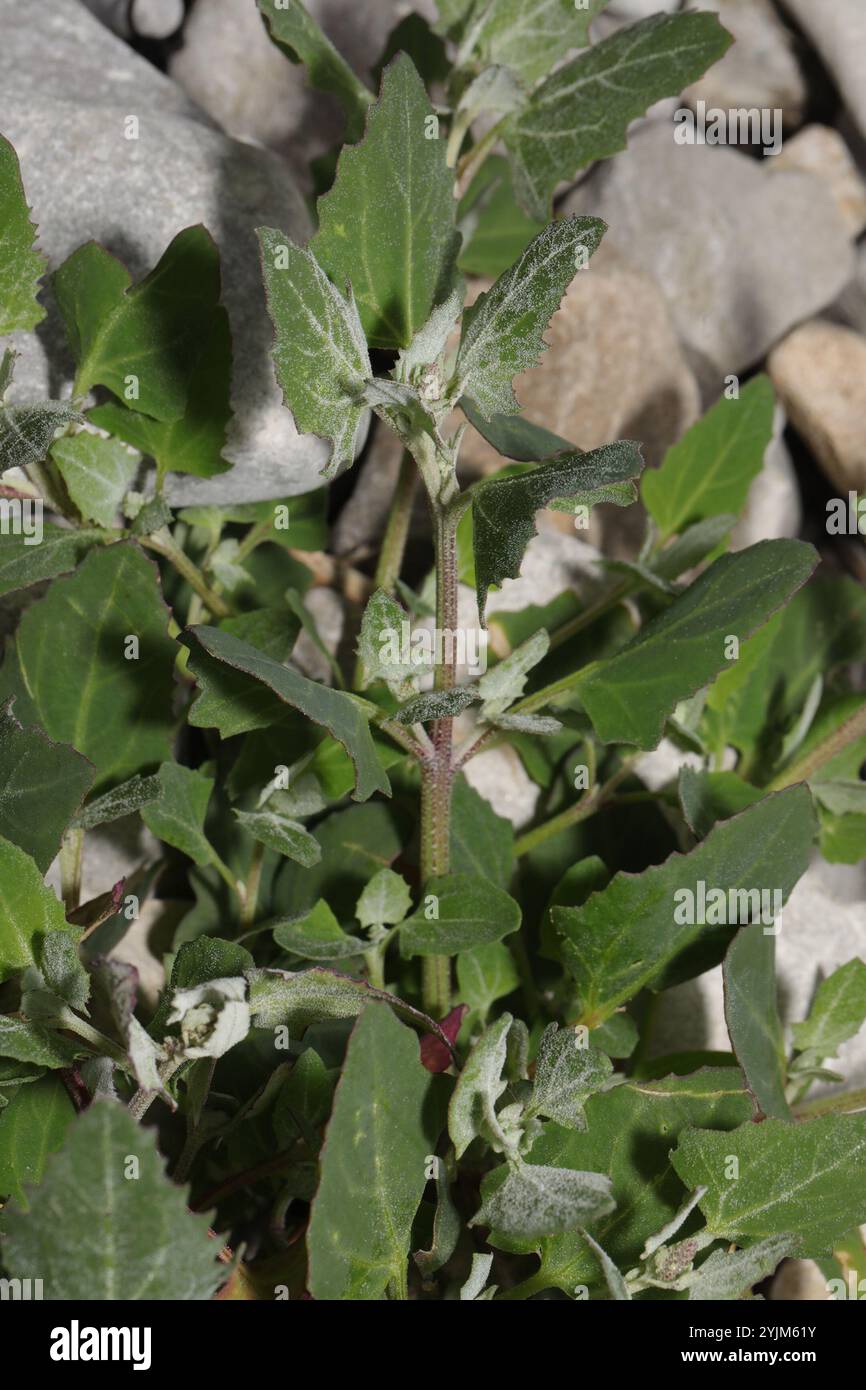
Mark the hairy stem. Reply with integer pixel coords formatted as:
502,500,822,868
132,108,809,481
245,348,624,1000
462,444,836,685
420,502,459,1018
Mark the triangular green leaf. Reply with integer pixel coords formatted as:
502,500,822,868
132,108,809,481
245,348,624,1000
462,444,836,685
273,900,361,960
400,872,521,956
88,305,233,479
672,1113,866,1257
14,542,178,786
0,1075,75,1208
791,959,866,1061
642,376,775,542
0,700,94,872
51,431,139,528
0,525,103,598
54,226,226,423
311,54,461,350
0,837,74,984
141,762,216,867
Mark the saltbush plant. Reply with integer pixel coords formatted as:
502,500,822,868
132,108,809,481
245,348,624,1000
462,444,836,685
1,0,865,1302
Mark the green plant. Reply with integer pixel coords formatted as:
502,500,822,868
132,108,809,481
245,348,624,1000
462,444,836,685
1,0,866,1304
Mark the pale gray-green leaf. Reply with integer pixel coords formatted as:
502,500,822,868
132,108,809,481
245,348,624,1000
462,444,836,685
258,231,371,477
452,217,606,419
2,1100,224,1298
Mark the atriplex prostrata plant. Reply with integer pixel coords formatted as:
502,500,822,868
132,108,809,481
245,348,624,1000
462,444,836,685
0,0,865,1303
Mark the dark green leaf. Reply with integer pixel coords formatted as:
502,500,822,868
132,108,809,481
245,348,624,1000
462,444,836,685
307,1004,442,1299
472,440,643,617
257,0,372,138
89,307,232,479
672,1114,866,1256
400,872,521,956
679,767,763,840
723,926,789,1120
456,941,519,1023
13,542,178,786
395,685,479,725
642,376,775,542
576,541,817,749
0,134,46,333
458,157,545,280
0,837,74,983
0,525,104,597
791,960,866,1060
54,227,227,423
0,701,94,871
450,774,515,888
0,1076,75,1207
0,400,84,476
0,1015,82,1068
460,390,571,461
553,787,815,1024
141,762,216,867
184,625,389,802
273,803,402,920
273,900,361,960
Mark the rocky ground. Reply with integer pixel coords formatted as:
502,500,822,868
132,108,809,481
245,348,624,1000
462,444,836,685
5,0,866,1299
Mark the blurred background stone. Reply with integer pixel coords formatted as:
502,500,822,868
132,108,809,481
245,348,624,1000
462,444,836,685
771,125,866,238
566,122,855,396
768,321,866,494
0,0,331,502
683,0,808,130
